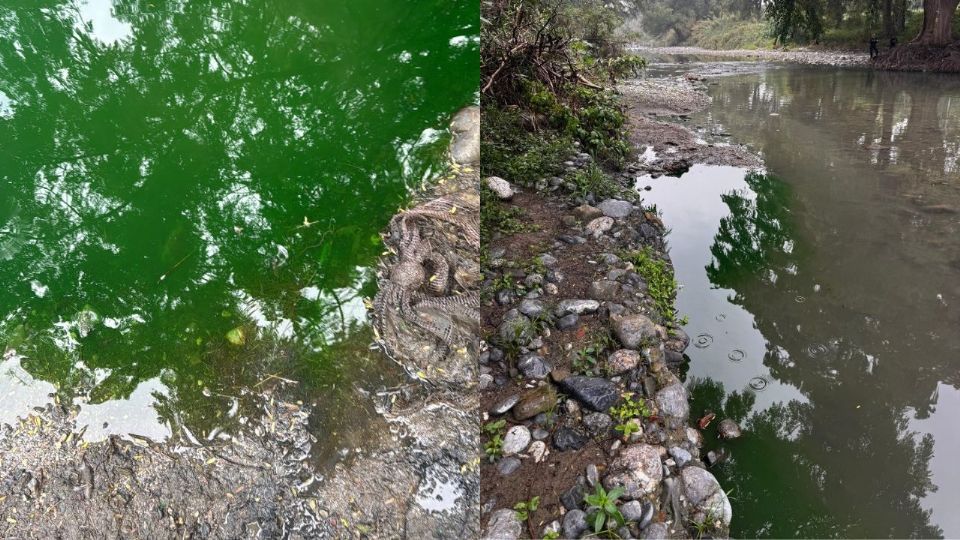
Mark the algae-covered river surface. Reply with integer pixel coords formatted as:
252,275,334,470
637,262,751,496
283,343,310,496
641,65,960,538
0,0,477,453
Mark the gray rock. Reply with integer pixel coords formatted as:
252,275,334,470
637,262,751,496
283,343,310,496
612,314,658,349
561,482,587,510
620,500,653,525
680,466,732,526
718,418,742,439
668,446,692,467
641,522,670,539
524,273,544,288
586,216,614,236
531,428,550,440
484,508,522,540
562,509,589,539
599,199,634,218
555,299,600,317
587,464,600,486
583,412,613,435
538,253,559,267
607,349,641,374
556,313,580,330
544,283,559,295
518,299,546,318
553,427,589,451
518,355,551,380
655,383,690,420
479,374,493,390
485,176,514,200
497,456,522,476
495,289,516,306
491,395,520,415
603,444,664,499
559,376,620,412
502,425,531,455
588,280,621,301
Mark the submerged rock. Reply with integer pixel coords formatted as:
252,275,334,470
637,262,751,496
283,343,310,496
717,418,742,439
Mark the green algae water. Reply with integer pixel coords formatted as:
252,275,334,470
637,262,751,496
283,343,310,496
0,0,477,449
639,63,960,538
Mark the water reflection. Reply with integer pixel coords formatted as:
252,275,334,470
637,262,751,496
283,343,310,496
0,0,478,445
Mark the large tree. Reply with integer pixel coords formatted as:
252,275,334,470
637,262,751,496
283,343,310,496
913,0,960,45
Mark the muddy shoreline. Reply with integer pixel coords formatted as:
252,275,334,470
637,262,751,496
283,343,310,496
631,45,870,68
479,66,753,539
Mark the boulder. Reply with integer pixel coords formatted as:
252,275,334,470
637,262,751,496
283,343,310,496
655,383,689,420
607,349,641,374
559,376,620,412
485,176,514,200
598,199,634,218
586,216,614,236
680,466,732,527
603,444,664,499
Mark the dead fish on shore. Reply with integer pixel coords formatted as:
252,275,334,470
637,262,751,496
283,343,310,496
698,411,716,429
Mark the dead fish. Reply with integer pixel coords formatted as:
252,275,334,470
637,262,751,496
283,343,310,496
698,412,716,429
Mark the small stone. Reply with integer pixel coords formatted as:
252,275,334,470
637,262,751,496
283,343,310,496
559,376,620,412
574,204,603,222
588,280,621,301
524,273,544,288
583,412,613,436
479,374,493,390
587,464,600,486
518,299,546,318
530,441,548,463
641,522,670,539
518,355,551,380
538,253,559,267
681,466,732,526
612,314,658,349
586,216,614,236
502,425,532,455
669,446,693,467
553,427,589,451
718,418,742,439
497,310,535,344
484,508,522,540
497,456,522,476
542,521,561,539
514,386,557,421
556,313,580,330
619,500,653,526
561,481,587,510
491,395,520,415
562,509,589,539
485,176,515,200
607,349,641,374
495,289,515,306
532,428,550,440
598,199,634,218
555,299,600,317
544,283,559,295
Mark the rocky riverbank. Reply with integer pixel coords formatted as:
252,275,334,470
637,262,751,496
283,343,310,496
632,45,870,67
479,67,750,539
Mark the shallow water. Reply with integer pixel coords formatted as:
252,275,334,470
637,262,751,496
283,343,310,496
0,0,477,458
639,66,960,538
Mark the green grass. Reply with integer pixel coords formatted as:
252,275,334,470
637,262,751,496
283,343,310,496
689,17,775,50
480,186,537,243
622,246,681,325
569,162,621,199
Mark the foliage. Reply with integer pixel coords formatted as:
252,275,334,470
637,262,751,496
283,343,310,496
689,16,775,49
614,419,642,440
572,328,616,376
480,185,537,243
543,530,561,540
622,247,680,325
766,0,826,43
610,392,652,423
513,496,540,520
481,106,574,184
584,484,626,534
483,419,507,462
569,163,621,199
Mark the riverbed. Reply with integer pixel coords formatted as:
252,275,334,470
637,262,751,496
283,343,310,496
638,63,960,538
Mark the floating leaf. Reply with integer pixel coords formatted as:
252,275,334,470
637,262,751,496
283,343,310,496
226,327,245,346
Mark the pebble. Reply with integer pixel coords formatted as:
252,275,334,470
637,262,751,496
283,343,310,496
538,253,558,267
491,395,520,415
553,427,589,451
607,349,641,374
586,464,599,486
583,412,613,435
542,521,561,538
556,313,580,330
518,299,546,318
574,204,603,222
669,446,693,467
598,199,634,218
586,216,614,236
544,282,559,295
530,441,548,463
562,509,589,539
502,425,532,455
513,386,557,421
554,299,600,317
497,456,522,476
518,354,551,380
531,428,550,440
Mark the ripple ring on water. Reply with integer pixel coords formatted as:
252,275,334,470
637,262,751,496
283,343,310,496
795,295,806,303
715,313,727,322
749,376,768,391
806,343,829,358
694,333,714,348
728,349,745,362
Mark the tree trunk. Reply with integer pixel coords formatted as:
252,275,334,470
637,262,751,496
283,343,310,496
883,0,894,38
914,0,960,45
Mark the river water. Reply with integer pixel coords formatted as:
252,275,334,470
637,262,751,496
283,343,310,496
640,65,960,538
0,0,477,461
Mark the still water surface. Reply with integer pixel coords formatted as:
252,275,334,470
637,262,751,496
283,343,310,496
640,65,960,538
0,0,477,457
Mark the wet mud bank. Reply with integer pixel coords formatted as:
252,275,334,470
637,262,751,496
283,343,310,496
479,71,753,539
0,107,482,540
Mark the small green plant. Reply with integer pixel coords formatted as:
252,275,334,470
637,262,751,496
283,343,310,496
513,496,540,521
492,274,515,293
573,345,601,376
609,392,651,423
622,247,681,325
483,420,507,462
481,189,538,243
584,484,626,534
569,163,620,199
614,419,641,441
543,530,561,540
